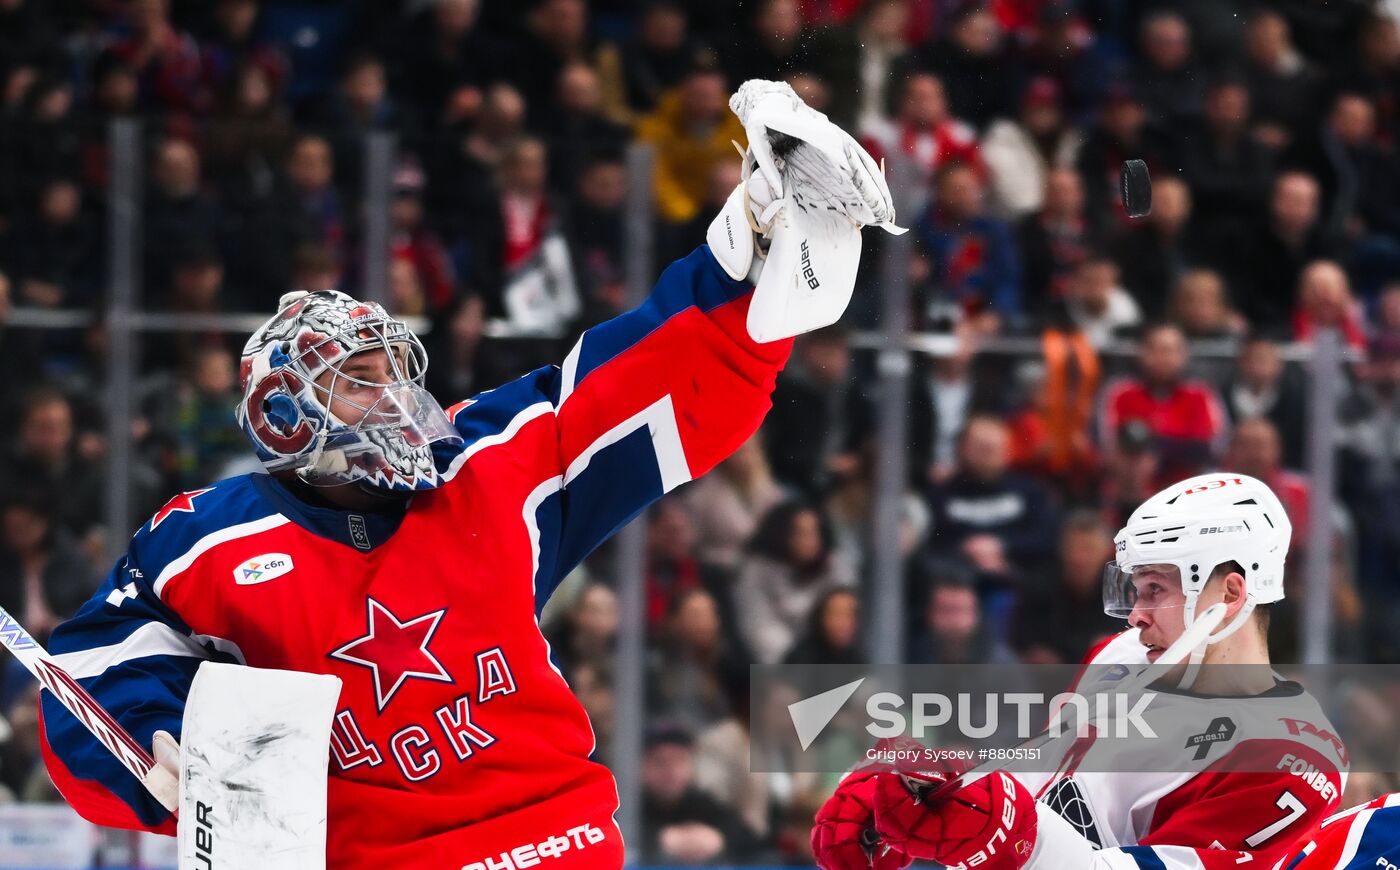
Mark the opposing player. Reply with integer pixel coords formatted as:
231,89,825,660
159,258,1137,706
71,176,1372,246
813,473,1349,870
1286,793,1400,868
38,82,898,869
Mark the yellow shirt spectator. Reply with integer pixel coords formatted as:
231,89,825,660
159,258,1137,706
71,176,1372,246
635,71,746,224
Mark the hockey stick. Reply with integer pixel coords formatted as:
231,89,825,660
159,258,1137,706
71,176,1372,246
903,602,1230,803
0,606,180,812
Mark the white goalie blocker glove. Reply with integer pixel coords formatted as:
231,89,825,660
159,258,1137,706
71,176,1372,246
707,79,907,343
152,663,342,870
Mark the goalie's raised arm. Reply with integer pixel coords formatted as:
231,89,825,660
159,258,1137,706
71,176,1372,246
492,245,793,608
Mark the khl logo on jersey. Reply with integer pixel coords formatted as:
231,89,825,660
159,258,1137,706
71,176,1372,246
235,554,295,585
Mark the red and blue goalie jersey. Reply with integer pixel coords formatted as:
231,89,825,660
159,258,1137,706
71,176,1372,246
38,247,792,869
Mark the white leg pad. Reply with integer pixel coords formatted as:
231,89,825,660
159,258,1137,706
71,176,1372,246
178,662,342,870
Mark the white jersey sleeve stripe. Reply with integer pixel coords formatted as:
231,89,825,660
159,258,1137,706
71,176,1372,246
1150,845,1209,870
559,337,582,405
562,394,692,492
153,513,292,599
50,620,246,679
1337,808,1376,867
440,401,555,484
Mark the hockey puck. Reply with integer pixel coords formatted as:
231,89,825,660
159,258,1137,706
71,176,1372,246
1121,159,1152,218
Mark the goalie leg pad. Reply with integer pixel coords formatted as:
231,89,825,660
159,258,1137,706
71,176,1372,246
178,662,342,870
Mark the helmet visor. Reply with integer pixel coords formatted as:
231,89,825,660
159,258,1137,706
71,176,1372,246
356,382,459,445
1103,562,1186,618
303,380,461,488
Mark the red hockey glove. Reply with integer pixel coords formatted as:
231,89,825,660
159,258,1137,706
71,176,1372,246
811,768,912,870
811,736,967,870
874,770,1038,870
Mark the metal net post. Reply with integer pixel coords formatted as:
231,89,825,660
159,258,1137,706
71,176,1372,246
613,141,655,863
361,131,397,306
1302,329,1342,664
868,153,921,665
105,119,142,558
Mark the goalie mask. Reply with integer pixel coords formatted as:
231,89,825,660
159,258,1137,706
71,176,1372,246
237,290,461,492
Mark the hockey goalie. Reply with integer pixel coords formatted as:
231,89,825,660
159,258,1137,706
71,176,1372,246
35,81,899,869
812,473,1352,870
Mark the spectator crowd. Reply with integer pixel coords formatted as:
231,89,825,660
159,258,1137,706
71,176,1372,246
1,0,1400,864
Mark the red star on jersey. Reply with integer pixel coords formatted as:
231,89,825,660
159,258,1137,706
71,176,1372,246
329,599,452,711
149,488,215,530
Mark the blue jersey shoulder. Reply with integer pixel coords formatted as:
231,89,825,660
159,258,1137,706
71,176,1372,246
129,475,284,577
433,366,561,471
1349,804,1400,866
